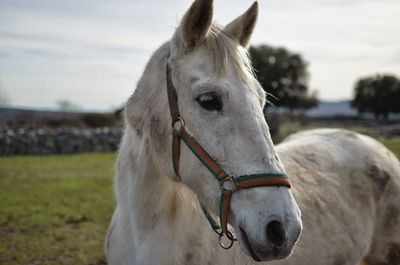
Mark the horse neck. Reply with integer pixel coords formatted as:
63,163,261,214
115,128,174,225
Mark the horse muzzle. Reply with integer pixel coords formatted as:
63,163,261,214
238,220,301,261
232,187,302,261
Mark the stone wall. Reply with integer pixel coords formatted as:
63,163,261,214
0,128,122,156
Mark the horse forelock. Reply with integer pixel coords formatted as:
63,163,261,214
170,22,257,88
203,24,255,82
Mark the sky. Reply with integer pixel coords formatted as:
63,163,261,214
0,0,399,111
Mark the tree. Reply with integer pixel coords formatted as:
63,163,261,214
249,45,318,112
56,99,81,112
351,74,400,120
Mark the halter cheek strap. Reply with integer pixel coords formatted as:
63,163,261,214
166,58,291,249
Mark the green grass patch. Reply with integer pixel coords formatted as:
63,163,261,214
382,138,400,158
0,153,116,265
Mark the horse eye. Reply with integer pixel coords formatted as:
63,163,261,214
196,92,223,111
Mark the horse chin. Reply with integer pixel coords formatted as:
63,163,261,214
239,227,262,261
238,226,294,262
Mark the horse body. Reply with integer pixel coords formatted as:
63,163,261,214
106,1,400,264
273,129,400,265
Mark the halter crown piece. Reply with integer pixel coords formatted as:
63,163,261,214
166,54,291,249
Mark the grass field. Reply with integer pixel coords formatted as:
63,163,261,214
382,138,400,158
0,139,399,264
0,153,115,265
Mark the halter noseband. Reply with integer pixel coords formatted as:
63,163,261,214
166,55,291,249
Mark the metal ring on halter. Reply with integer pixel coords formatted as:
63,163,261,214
220,175,236,192
171,117,185,135
218,231,236,249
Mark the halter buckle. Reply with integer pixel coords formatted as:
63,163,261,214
171,117,185,135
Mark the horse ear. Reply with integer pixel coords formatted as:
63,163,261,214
223,1,258,48
175,0,213,51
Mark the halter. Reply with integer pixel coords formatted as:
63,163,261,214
166,56,291,249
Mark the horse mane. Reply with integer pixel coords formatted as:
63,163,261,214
201,24,256,83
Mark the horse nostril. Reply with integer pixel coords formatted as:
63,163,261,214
266,220,287,248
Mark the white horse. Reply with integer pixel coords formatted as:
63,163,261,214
106,1,400,264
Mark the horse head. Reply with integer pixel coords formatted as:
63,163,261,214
126,0,302,261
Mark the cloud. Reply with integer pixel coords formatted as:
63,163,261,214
0,0,399,109
252,0,400,99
